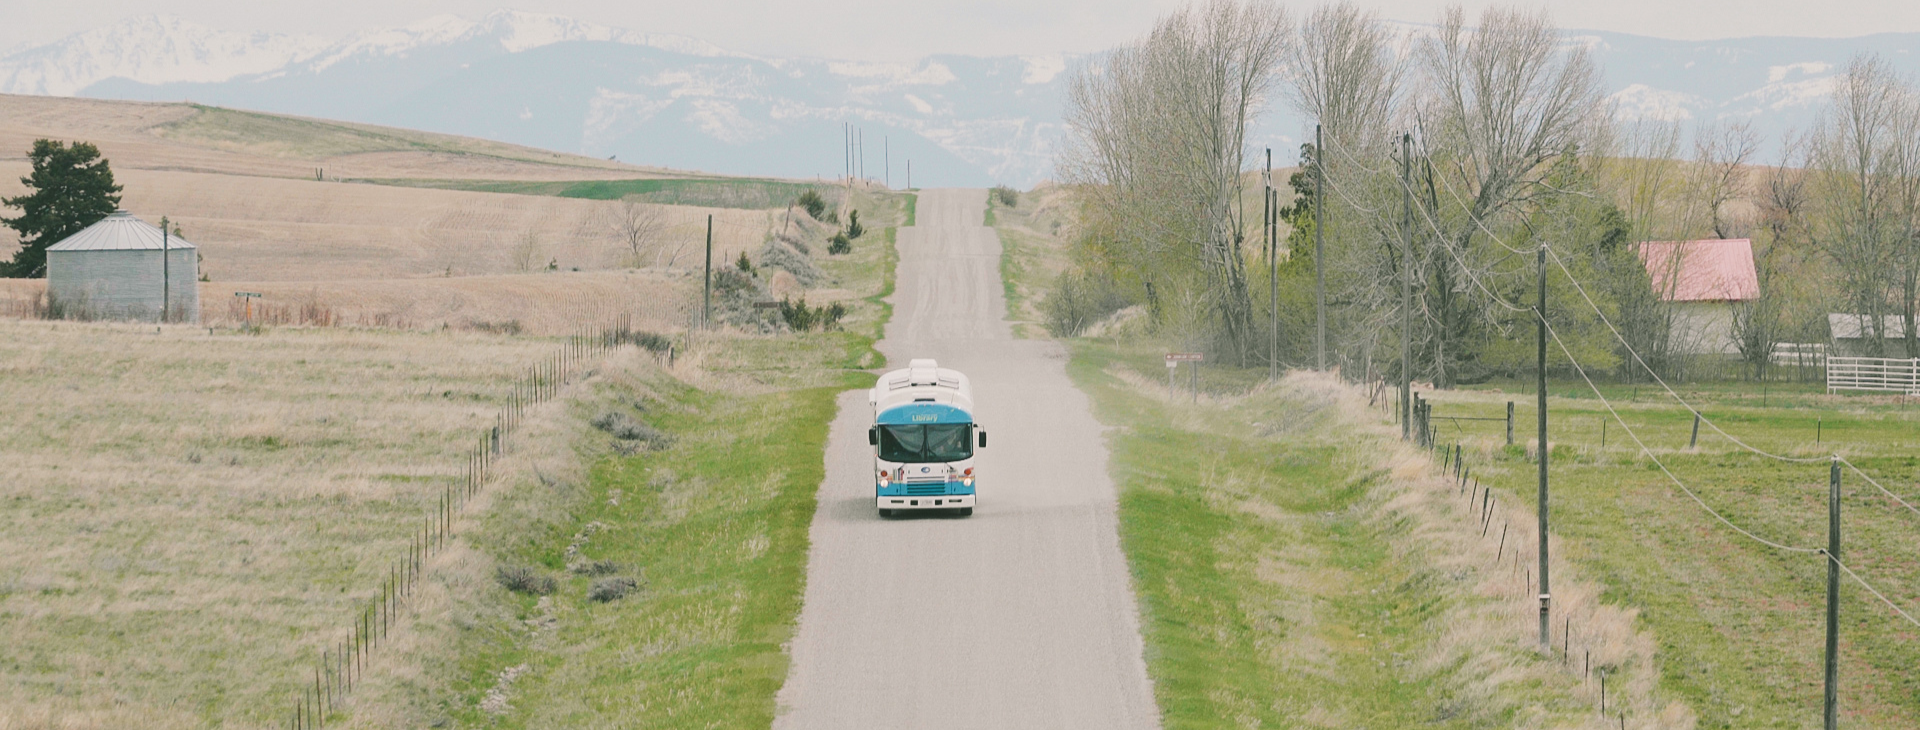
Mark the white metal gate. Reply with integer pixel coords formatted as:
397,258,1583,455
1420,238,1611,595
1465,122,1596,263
1827,356,1920,394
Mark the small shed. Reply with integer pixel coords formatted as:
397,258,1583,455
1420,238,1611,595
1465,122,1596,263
1828,313,1911,357
1637,238,1759,355
46,210,199,322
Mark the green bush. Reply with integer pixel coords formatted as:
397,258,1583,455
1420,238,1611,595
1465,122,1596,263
846,210,864,239
778,297,848,332
990,185,1019,208
736,251,753,273
828,232,851,255
796,189,827,220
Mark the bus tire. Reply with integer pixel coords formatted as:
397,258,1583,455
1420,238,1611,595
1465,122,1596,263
878,508,893,518
956,507,973,517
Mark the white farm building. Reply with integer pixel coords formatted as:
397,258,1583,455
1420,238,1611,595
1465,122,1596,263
46,210,198,322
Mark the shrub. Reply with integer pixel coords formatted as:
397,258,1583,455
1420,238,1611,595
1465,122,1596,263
736,251,753,273
796,189,827,220
779,296,816,331
588,576,639,602
990,185,1019,207
828,232,851,255
846,210,864,239
823,302,847,329
591,411,672,447
495,565,556,596
572,559,623,576
1042,270,1132,337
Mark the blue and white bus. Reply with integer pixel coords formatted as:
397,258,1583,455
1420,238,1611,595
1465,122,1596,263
868,359,986,517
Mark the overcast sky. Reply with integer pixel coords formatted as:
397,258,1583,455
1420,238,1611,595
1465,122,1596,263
7,0,1920,60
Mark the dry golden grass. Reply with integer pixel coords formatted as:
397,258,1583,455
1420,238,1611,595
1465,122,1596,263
0,319,574,729
0,165,788,282
0,95,847,338
0,94,659,182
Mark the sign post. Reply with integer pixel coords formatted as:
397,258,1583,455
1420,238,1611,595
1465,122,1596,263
1166,353,1204,403
234,291,261,329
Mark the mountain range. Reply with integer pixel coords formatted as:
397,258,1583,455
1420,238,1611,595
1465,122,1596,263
3,11,1919,188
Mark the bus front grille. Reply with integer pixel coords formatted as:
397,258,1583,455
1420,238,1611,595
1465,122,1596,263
903,483,948,496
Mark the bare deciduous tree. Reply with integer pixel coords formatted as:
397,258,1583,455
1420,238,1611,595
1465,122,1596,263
1809,54,1917,357
610,196,675,268
1061,0,1290,364
1691,121,1761,239
1412,5,1605,386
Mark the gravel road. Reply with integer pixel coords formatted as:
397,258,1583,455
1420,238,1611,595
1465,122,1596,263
774,189,1160,729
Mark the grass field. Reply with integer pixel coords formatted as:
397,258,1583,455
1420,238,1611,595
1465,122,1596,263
0,95,858,338
1418,379,1920,728
361,177,837,211
0,320,563,729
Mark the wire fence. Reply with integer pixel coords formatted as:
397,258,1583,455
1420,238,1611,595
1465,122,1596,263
285,316,653,730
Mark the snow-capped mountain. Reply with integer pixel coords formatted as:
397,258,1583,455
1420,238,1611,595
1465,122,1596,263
5,11,1919,186
0,15,325,96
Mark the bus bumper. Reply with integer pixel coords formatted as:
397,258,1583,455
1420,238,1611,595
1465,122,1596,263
877,495,975,511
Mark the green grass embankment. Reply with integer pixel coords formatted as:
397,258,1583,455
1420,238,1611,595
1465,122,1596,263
422,193,907,727
1067,341,1670,729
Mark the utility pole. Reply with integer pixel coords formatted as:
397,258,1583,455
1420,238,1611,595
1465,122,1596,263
160,215,171,324
859,127,864,182
1400,133,1412,440
907,160,912,190
885,135,890,188
1536,244,1551,652
702,214,713,330
1314,123,1327,371
1824,456,1841,730
1266,147,1276,382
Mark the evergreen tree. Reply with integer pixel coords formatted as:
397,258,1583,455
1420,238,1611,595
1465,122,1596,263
2,140,122,278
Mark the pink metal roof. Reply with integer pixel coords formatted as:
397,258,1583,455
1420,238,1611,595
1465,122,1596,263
1636,239,1758,302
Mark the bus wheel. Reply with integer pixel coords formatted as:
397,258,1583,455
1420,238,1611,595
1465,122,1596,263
878,509,893,518
956,507,973,517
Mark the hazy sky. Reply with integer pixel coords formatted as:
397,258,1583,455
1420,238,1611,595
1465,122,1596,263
7,0,1920,60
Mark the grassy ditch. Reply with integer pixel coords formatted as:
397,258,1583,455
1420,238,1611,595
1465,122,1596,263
987,187,1071,339
1065,339,1680,729
430,342,872,728
1418,383,1920,728
418,196,904,727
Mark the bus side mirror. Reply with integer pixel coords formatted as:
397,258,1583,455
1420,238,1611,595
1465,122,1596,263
868,427,878,446
977,430,987,448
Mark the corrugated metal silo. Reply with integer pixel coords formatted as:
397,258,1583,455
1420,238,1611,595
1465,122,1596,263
46,210,200,322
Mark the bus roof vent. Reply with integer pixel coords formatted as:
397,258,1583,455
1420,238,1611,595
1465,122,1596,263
906,358,940,386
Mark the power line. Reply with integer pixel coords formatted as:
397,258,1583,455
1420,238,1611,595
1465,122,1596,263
1542,315,1824,554
1838,457,1920,521
1828,551,1920,630
1543,247,1828,465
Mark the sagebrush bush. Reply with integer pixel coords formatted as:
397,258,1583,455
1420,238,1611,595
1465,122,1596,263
496,565,556,596
572,559,623,576
828,233,851,255
588,576,639,602
591,411,672,447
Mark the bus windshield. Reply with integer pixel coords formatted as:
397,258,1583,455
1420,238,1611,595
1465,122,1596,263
877,423,974,464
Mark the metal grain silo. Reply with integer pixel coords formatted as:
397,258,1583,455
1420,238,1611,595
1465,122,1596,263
46,210,199,322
